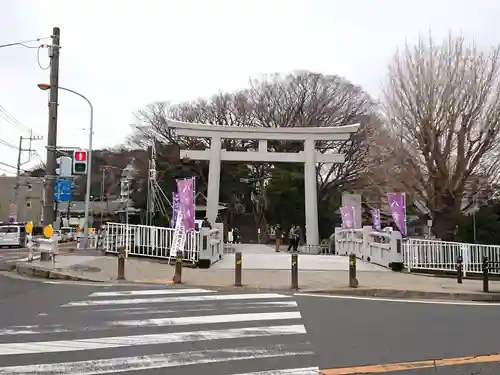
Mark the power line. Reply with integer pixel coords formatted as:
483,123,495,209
0,138,17,149
0,36,51,49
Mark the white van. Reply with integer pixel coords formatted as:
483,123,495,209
0,224,27,248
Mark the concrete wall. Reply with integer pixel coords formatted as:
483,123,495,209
0,176,44,223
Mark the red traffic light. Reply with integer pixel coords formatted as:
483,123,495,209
74,151,87,162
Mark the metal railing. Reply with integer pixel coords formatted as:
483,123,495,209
104,222,200,264
404,238,500,276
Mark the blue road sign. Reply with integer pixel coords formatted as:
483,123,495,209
54,178,72,202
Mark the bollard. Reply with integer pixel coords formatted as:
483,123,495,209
456,255,463,284
173,250,183,284
117,247,125,280
482,256,489,293
235,252,242,287
26,234,33,263
291,253,298,290
349,253,358,288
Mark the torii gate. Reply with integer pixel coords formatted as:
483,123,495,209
166,120,360,246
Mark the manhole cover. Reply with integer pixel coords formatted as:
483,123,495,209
70,265,101,272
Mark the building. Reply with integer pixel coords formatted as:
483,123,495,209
0,176,44,223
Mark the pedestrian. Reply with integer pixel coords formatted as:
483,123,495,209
201,217,212,229
233,227,240,244
275,225,282,252
293,225,301,252
287,225,296,252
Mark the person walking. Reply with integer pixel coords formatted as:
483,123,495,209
275,225,282,252
287,225,296,252
292,224,301,252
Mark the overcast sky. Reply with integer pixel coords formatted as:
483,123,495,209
1,0,499,174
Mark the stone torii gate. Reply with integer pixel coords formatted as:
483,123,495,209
166,120,360,246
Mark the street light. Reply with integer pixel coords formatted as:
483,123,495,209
38,83,94,249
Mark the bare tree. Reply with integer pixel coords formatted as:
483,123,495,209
374,34,500,240
129,71,373,235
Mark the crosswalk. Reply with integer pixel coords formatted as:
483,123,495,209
0,287,319,374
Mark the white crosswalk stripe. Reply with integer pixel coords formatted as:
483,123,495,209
0,287,319,374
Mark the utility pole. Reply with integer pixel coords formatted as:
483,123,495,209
43,27,61,226
14,132,43,222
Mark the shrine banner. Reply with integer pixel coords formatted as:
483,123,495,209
176,178,195,231
171,192,180,228
387,192,407,236
340,206,355,229
372,208,381,231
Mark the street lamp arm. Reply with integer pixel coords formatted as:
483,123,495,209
58,86,93,113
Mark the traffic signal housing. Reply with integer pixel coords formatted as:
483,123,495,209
73,150,88,175
56,156,72,177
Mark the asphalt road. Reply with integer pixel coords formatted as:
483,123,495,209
0,280,317,374
1,274,499,374
296,294,500,375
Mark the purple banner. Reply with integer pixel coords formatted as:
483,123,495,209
176,178,195,232
171,192,180,228
387,192,406,236
340,206,355,229
372,208,381,231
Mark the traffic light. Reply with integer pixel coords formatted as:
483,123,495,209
56,156,72,177
73,150,88,175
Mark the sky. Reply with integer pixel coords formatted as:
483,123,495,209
1,0,500,175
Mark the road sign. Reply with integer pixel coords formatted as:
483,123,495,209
54,178,72,202
25,221,33,234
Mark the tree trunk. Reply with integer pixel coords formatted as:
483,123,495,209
431,194,461,241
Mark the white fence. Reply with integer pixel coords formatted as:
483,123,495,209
335,226,404,270
404,238,500,276
103,222,223,267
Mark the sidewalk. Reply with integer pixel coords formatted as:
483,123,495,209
13,253,500,301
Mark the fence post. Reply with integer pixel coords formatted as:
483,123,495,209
482,256,489,293
456,255,463,284
235,252,242,287
349,253,358,288
117,246,125,280
173,250,183,284
291,253,298,289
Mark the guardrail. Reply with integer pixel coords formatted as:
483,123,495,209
335,226,404,271
103,222,223,267
404,238,500,276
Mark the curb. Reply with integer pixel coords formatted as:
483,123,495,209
298,288,500,302
14,264,106,283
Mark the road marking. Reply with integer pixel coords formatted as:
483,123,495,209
0,311,302,335
0,324,307,355
295,293,500,306
79,300,298,313
62,292,291,307
233,368,319,374
0,347,314,374
319,353,500,374
88,288,215,297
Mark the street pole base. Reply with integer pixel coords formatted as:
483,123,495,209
40,252,51,262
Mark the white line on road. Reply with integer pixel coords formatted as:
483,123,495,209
89,288,216,297
0,324,307,355
62,293,291,307
0,311,302,335
0,348,314,374
295,293,500,306
78,300,298,314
